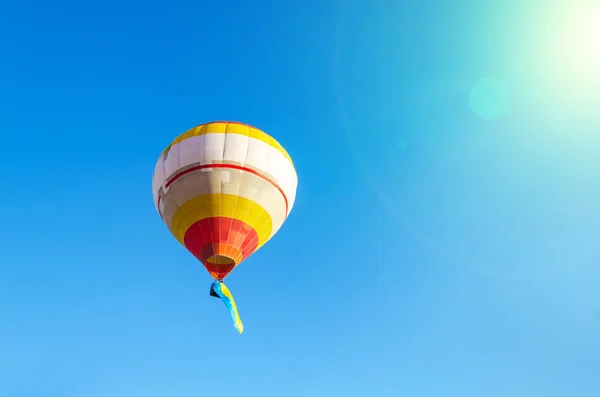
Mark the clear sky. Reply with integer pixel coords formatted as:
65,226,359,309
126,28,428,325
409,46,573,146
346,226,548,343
1,0,599,396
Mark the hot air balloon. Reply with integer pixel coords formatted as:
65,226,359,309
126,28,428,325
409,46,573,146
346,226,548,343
152,121,298,333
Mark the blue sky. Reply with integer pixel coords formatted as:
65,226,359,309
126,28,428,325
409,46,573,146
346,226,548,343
1,0,599,396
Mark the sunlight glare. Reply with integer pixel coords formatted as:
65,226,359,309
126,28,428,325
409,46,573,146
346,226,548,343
531,3,600,108
574,7,600,61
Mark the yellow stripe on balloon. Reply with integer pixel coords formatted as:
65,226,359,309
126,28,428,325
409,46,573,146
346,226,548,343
161,121,293,165
170,193,273,247
207,254,238,265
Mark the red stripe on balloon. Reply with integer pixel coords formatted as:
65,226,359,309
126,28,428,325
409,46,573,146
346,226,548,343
163,163,289,216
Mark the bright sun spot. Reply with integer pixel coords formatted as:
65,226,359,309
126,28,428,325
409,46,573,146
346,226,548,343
559,7,600,76
578,8,600,55
533,4,600,104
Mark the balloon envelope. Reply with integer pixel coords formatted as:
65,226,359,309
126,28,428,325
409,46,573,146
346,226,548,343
152,121,298,279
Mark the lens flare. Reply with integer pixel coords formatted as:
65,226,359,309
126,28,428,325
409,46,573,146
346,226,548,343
469,77,511,120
